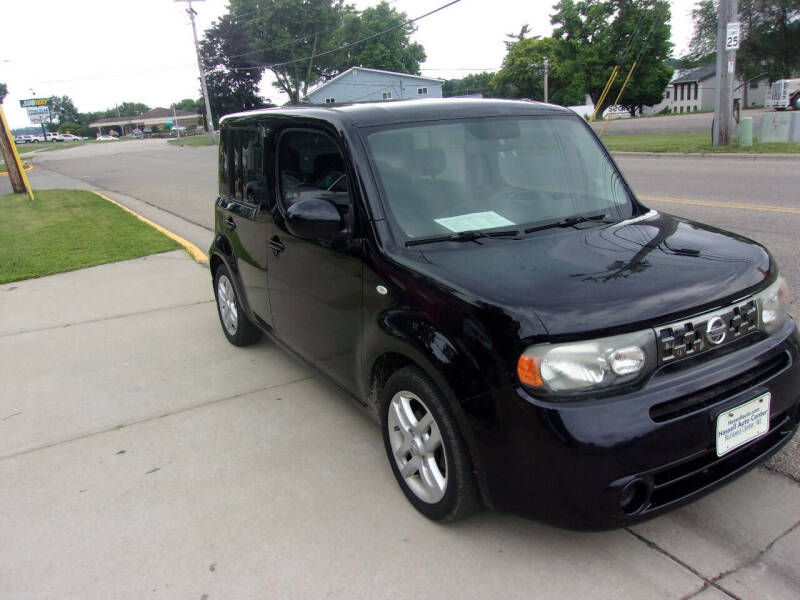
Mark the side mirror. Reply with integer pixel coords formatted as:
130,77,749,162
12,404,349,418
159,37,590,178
285,197,343,240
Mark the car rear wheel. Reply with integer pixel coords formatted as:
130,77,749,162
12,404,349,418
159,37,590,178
381,366,480,522
213,264,262,346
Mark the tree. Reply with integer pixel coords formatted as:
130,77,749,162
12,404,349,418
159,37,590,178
493,37,586,105
551,0,673,116
49,95,80,124
504,24,531,50
114,102,150,117
0,82,7,104
200,15,270,123
442,72,497,97
172,98,201,113
57,121,93,137
228,0,350,104
737,0,800,83
335,1,426,75
684,0,717,66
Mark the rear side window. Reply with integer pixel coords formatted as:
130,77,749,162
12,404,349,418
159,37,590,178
219,127,266,204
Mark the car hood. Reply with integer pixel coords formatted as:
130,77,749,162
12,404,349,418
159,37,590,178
412,211,772,338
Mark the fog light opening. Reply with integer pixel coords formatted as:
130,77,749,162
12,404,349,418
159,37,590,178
620,479,650,515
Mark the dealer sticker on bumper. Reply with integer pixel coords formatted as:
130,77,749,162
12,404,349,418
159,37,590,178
716,392,771,457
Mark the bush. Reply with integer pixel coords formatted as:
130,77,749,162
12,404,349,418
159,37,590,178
151,124,160,133
58,121,93,137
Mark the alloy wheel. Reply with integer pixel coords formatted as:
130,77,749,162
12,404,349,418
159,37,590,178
216,274,238,335
387,390,448,503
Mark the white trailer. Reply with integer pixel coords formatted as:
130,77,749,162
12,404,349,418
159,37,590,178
765,79,800,110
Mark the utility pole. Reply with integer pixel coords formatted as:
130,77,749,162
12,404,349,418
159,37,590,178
543,57,549,104
172,104,181,138
175,0,215,143
713,0,738,147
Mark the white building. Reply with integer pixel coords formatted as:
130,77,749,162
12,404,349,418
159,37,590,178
305,67,444,105
644,65,771,115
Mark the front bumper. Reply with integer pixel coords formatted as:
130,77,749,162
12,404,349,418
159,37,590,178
469,319,800,530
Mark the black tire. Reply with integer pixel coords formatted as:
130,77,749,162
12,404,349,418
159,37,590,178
380,366,480,522
793,94,800,111
213,264,262,346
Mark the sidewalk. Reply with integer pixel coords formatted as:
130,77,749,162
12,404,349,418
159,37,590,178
1,249,799,598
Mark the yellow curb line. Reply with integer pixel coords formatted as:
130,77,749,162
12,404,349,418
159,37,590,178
639,195,800,216
92,191,208,261
0,164,34,176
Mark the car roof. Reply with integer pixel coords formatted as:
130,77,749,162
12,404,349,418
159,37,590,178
220,98,574,128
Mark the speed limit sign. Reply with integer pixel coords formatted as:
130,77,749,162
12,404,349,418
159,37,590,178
726,22,740,51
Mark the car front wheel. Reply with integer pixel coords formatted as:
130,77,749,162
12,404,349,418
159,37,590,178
213,264,262,346
381,366,480,522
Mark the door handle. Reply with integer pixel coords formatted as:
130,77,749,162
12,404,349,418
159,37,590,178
224,216,236,231
270,235,286,256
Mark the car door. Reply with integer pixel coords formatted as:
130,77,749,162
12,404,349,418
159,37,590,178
216,126,272,327
266,126,363,390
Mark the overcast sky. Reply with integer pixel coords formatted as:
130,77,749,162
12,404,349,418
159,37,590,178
1,0,698,129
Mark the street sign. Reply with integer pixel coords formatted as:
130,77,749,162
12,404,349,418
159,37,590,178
726,22,740,51
19,97,51,108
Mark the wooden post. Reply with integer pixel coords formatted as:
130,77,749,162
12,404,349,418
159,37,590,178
0,105,26,193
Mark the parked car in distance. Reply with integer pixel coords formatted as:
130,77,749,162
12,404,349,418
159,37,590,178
95,135,117,141
209,99,799,530
58,134,81,142
14,134,37,144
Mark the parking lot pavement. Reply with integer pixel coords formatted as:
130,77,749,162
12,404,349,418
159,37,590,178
1,250,799,599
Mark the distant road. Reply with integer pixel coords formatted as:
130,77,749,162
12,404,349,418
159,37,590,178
590,107,773,136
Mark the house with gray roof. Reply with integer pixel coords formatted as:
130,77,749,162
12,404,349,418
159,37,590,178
305,67,444,105
645,65,770,115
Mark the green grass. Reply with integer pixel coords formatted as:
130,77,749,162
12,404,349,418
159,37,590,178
15,141,86,154
600,132,800,154
168,135,216,147
0,189,180,283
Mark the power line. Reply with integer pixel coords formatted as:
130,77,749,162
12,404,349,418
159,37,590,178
36,0,453,85
229,0,462,72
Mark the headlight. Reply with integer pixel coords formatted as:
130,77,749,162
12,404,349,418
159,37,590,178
517,329,656,393
754,276,791,334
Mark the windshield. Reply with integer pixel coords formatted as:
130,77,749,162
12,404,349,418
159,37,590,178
363,116,633,240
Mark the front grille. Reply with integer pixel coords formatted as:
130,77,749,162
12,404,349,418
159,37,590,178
656,300,759,363
647,412,795,509
650,350,791,422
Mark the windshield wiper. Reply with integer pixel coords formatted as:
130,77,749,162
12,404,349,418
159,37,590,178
405,228,519,247
524,213,609,234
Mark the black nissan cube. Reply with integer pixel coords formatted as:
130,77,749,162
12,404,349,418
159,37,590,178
210,98,800,529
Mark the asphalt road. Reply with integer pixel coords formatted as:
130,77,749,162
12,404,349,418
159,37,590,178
590,107,774,136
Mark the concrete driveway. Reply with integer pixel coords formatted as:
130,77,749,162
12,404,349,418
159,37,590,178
2,248,799,599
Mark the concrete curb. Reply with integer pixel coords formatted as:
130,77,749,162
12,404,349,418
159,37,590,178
612,151,800,161
0,164,34,177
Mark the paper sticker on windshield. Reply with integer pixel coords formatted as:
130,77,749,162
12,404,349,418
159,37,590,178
434,211,515,233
